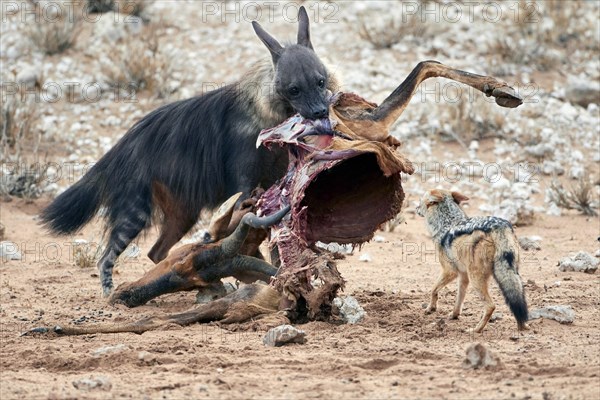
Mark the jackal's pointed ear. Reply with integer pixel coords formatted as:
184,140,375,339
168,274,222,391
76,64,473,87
451,191,470,204
252,21,284,64
297,6,313,50
425,190,444,206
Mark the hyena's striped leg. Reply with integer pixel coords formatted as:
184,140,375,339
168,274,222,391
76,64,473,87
99,210,150,297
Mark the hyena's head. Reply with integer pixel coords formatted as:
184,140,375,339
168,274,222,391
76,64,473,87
416,189,470,218
252,7,330,120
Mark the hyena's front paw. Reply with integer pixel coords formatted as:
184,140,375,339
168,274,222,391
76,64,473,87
102,283,114,298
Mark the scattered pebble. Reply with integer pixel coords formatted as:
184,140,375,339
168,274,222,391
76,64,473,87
373,235,386,243
138,351,156,363
490,312,504,322
263,325,306,347
93,344,128,357
359,253,372,262
333,296,366,324
518,236,542,251
529,305,575,324
72,376,112,391
463,343,502,370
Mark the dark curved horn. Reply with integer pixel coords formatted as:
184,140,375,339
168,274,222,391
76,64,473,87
221,205,291,257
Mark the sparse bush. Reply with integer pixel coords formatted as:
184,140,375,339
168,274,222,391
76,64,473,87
357,13,428,49
25,9,81,55
72,240,102,268
547,176,599,216
103,22,175,98
442,100,505,146
86,0,115,14
0,97,47,201
117,0,153,20
1,96,39,160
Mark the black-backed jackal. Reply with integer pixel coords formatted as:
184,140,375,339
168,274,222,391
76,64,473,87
417,189,528,333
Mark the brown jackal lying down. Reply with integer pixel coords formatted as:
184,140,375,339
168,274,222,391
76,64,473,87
417,189,528,333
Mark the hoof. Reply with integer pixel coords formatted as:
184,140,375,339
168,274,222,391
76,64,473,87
424,307,436,315
492,86,523,108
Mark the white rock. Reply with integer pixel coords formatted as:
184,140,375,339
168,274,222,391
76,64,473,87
93,344,128,357
529,305,576,324
373,235,385,243
333,296,366,324
263,325,306,347
72,376,112,391
359,253,372,262
16,66,40,88
558,251,599,273
0,241,21,261
463,343,502,370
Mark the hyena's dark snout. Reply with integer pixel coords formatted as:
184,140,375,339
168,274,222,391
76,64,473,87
310,106,329,119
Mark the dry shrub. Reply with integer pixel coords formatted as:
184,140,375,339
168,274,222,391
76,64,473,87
443,99,505,146
547,176,599,216
1,96,39,161
103,21,175,98
357,13,428,49
0,97,48,201
86,0,115,14
116,0,153,20
25,2,81,55
491,0,596,70
489,38,562,73
72,240,102,268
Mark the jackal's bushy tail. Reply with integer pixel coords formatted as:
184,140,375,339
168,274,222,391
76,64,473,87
492,229,528,327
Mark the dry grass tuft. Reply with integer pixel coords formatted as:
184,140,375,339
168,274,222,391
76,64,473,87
547,176,599,216
72,240,102,268
103,21,175,98
25,2,81,55
357,13,428,50
0,97,48,201
117,0,153,20
86,0,115,14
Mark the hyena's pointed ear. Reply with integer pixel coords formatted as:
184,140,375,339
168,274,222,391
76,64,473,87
451,191,470,204
252,21,284,64
297,6,314,50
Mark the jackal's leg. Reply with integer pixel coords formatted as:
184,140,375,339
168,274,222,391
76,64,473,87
471,276,496,333
425,264,457,314
450,272,469,319
370,60,523,129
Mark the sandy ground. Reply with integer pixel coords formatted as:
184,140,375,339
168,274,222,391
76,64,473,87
1,180,599,399
2,1,600,398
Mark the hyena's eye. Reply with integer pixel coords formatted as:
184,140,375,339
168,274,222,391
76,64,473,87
317,79,325,88
288,87,300,96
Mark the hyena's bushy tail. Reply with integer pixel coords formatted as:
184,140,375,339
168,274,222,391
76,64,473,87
491,229,528,328
40,167,104,235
